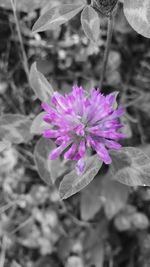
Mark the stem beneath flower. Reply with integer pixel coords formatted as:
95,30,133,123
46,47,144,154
99,15,114,89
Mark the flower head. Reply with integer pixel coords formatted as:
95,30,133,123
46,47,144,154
41,86,124,175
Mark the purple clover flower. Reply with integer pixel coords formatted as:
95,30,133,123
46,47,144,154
41,86,124,175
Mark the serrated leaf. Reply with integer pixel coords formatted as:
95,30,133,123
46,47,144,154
124,0,150,38
29,62,54,102
59,154,103,199
34,137,56,185
0,114,32,144
30,112,48,135
81,6,100,44
110,147,150,186
32,4,84,33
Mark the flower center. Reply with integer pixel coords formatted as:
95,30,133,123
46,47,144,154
75,123,85,136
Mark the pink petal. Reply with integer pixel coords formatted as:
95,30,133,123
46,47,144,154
102,139,122,150
78,140,86,157
74,124,85,136
64,143,77,160
43,129,59,138
76,158,85,175
41,102,52,112
92,141,112,164
49,142,70,160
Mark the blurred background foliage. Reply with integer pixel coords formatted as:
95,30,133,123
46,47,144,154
0,0,150,266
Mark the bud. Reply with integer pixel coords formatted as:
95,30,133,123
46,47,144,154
92,0,118,17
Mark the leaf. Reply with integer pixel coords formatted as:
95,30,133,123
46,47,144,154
34,137,55,185
141,144,150,158
81,6,100,44
0,114,32,144
80,176,103,221
29,62,54,102
0,140,11,152
59,154,103,199
101,179,129,219
32,4,85,33
120,116,132,139
48,159,69,184
34,138,70,185
110,147,150,186
30,112,48,135
81,171,129,221
124,0,150,38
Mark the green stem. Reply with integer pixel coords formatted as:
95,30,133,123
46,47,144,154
10,0,30,82
99,15,114,88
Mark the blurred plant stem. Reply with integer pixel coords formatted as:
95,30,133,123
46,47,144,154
10,0,30,82
99,15,114,89
0,236,7,267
